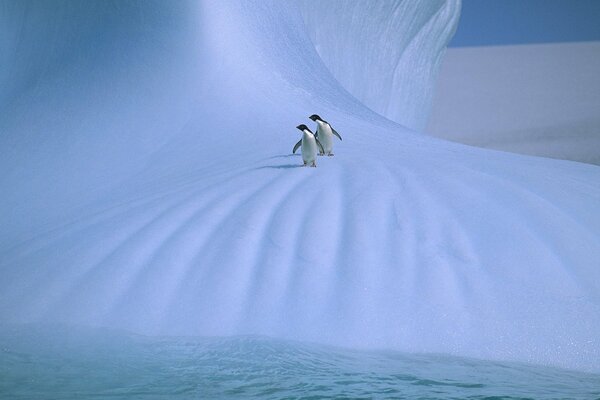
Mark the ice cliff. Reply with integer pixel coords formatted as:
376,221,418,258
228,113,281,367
298,0,461,130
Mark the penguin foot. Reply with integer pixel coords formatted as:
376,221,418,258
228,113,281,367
327,153,334,156
311,162,317,167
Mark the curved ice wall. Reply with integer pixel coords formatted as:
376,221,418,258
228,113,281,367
297,0,461,130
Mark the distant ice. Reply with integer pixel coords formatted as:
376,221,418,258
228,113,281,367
427,41,600,165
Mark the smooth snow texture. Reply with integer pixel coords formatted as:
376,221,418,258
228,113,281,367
0,0,599,372
427,42,600,165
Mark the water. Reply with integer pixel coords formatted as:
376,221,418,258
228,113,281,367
1,325,598,399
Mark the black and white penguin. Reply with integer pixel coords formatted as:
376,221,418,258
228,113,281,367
293,124,324,167
309,114,342,156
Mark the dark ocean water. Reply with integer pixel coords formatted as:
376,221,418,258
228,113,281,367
1,325,598,399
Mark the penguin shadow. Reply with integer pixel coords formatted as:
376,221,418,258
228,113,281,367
257,154,304,169
257,164,304,170
265,154,300,160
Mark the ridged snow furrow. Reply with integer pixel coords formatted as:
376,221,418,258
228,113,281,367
1,152,599,371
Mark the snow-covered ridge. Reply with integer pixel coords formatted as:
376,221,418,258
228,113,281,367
0,0,599,372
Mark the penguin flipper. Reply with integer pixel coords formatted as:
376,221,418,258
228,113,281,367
316,138,325,154
332,127,342,141
292,139,302,154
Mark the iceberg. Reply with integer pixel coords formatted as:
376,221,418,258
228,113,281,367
0,0,599,372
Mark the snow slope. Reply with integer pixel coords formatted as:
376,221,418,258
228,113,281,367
427,42,600,165
1,0,599,372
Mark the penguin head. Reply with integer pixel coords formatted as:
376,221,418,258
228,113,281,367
296,124,310,133
309,114,322,122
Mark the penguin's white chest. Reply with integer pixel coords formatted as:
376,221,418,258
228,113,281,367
301,132,318,164
317,123,333,153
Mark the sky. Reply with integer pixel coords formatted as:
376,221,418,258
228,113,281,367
449,0,600,47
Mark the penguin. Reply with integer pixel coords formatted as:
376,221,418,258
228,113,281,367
293,124,324,167
309,114,342,156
